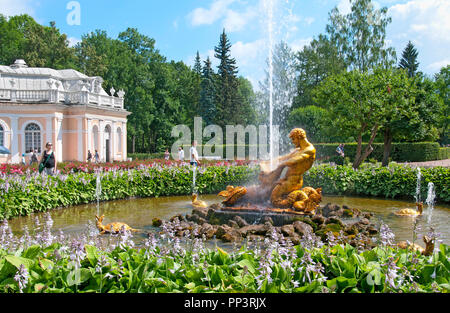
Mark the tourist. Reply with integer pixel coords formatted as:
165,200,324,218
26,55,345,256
336,144,345,165
30,149,38,166
40,142,56,176
94,150,100,163
87,150,92,163
164,148,170,160
190,141,200,166
21,153,26,165
178,147,185,161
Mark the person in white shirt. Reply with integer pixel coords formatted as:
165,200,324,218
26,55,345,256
178,147,185,161
190,141,200,166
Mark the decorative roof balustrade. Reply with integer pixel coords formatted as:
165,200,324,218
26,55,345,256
0,59,125,110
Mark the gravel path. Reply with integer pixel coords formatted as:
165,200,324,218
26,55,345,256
399,159,450,168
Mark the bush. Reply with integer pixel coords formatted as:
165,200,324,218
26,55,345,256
438,148,449,160
0,164,260,220
304,163,450,202
314,142,442,163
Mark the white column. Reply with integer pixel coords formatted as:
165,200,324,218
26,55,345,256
46,117,52,147
77,117,83,161
122,122,127,161
10,117,19,163
87,118,92,153
99,120,104,162
111,121,116,161
56,117,63,162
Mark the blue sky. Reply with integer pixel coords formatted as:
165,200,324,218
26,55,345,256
1,0,449,90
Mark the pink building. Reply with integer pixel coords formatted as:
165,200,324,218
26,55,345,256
0,59,131,164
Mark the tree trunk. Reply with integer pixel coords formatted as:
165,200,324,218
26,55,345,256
352,124,366,169
353,124,379,169
382,127,393,167
132,136,136,154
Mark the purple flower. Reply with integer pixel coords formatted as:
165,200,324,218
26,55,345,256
14,264,29,293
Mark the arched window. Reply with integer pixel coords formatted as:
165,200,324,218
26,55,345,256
25,123,41,153
117,127,122,152
0,124,4,147
92,125,99,151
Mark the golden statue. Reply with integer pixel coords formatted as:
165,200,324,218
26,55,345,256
218,128,321,214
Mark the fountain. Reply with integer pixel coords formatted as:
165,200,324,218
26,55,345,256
426,182,436,224
95,170,102,216
415,167,422,203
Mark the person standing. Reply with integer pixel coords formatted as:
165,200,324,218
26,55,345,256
87,150,92,163
21,153,26,165
335,144,345,165
164,148,170,160
30,149,38,166
190,141,200,166
40,142,56,175
178,147,185,161
94,150,100,163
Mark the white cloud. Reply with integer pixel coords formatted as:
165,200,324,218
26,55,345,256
387,0,450,74
427,59,450,72
290,38,313,52
188,0,236,26
231,39,265,67
337,0,352,15
67,37,81,47
0,0,35,17
389,0,450,42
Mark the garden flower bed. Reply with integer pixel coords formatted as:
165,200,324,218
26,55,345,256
0,215,448,293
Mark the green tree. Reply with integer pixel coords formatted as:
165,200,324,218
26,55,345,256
214,29,244,127
199,57,217,125
326,0,396,72
293,34,346,109
288,105,333,143
313,69,386,168
398,41,420,78
0,15,75,69
434,65,450,145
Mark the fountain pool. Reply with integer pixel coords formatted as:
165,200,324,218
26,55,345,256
7,195,450,245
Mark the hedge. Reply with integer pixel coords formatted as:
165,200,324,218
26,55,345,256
304,163,450,203
438,148,450,160
314,142,442,163
129,142,445,162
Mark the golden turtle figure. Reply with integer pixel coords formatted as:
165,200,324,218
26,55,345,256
397,235,435,256
394,202,423,217
191,193,208,209
95,215,140,235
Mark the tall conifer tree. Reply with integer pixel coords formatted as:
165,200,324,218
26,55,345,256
399,41,419,77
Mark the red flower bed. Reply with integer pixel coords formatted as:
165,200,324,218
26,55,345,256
0,159,253,175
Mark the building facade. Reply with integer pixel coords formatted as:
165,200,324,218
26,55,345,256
0,59,131,164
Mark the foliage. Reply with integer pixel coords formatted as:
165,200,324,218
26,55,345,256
0,15,75,69
293,34,346,110
0,162,259,220
325,0,396,72
314,142,443,163
434,65,450,146
0,218,448,293
288,105,335,143
304,163,450,202
399,41,420,78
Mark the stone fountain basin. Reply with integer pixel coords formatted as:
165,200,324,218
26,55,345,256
209,206,309,227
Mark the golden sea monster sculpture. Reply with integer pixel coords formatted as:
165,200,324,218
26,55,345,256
218,128,321,214
95,215,140,235
394,202,423,217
